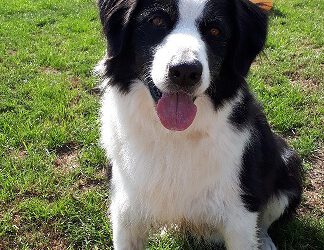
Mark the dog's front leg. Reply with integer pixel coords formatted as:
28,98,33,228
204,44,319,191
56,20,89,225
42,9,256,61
223,211,259,250
111,199,147,250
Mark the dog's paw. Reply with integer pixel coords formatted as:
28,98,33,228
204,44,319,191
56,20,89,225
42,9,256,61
260,231,277,250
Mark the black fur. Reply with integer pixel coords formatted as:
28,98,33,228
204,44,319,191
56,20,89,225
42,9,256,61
229,88,302,213
98,0,178,93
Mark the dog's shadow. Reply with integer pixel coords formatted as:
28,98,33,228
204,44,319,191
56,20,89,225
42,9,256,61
151,217,323,250
268,217,323,250
269,7,286,18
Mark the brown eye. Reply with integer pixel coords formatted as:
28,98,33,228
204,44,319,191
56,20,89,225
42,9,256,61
209,28,221,37
151,17,165,27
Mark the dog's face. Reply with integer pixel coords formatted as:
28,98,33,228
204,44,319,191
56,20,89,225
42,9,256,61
99,0,268,131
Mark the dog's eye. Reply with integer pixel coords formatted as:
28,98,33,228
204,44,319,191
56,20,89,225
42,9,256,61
209,27,221,37
150,16,166,28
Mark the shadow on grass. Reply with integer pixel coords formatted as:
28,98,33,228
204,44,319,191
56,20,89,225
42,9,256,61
157,216,324,250
270,7,286,18
270,217,324,250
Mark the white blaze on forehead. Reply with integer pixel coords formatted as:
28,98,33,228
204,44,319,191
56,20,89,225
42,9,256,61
178,0,209,24
151,0,211,95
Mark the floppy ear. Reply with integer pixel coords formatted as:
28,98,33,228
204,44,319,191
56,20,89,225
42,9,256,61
98,0,137,59
234,0,268,76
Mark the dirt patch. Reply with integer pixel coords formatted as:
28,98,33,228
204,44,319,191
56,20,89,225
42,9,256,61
1,221,69,250
69,167,108,195
299,148,324,217
41,225,68,250
54,151,79,174
70,76,81,89
55,141,79,155
49,239,68,250
12,213,22,228
69,94,81,107
88,86,103,96
11,149,28,160
39,66,61,75
288,72,321,92
76,177,106,191
18,150,28,159
75,168,108,192
7,49,17,56
54,142,80,174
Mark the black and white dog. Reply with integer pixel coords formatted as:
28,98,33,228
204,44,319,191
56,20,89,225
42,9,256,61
97,0,302,249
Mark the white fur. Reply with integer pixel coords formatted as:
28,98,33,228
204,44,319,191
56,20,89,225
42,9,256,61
101,79,262,249
261,193,289,230
93,54,107,77
260,193,289,250
260,231,278,250
151,0,210,96
257,194,289,250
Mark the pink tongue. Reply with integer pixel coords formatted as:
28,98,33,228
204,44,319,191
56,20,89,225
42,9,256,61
156,92,197,131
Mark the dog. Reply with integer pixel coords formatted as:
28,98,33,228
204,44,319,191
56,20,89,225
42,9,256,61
97,0,302,249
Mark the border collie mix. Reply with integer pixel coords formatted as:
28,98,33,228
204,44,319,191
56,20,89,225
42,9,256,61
97,0,302,249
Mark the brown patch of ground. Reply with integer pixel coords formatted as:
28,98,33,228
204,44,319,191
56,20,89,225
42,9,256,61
88,86,103,96
50,239,68,250
70,76,81,89
1,220,68,250
55,141,79,155
11,149,28,160
288,72,321,92
75,168,108,192
38,225,68,250
12,212,21,227
54,150,79,174
7,49,17,56
8,149,28,161
299,148,324,217
39,66,61,75
14,189,58,203
76,177,106,191
69,94,81,107
17,150,27,159
23,229,68,250
54,142,80,174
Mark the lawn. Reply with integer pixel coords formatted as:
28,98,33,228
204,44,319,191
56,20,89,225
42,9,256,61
0,0,323,249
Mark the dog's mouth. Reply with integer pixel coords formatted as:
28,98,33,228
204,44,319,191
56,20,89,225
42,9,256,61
148,82,197,131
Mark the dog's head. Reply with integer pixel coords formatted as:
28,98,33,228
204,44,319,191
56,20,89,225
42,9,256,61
98,0,268,131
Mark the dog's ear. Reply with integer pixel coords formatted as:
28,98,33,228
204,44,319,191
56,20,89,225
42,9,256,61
234,0,268,76
98,0,137,59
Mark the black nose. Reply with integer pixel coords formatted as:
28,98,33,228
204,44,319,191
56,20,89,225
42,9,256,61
168,61,203,88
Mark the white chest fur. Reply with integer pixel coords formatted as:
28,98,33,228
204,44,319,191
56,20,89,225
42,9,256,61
101,81,251,225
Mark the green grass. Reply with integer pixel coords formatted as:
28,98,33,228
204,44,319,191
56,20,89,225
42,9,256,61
0,0,323,249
